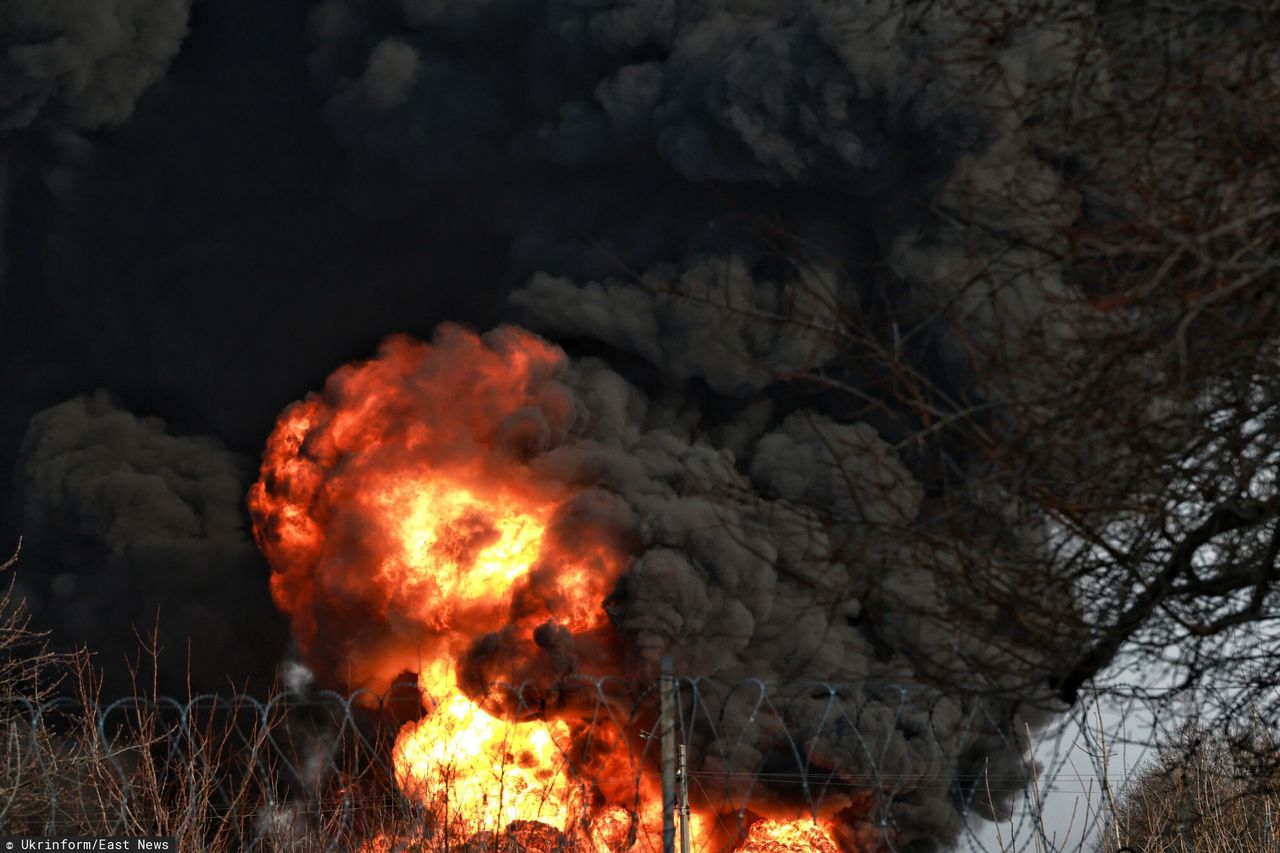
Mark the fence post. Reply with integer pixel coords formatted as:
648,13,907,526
678,742,692,853
661,656,676,853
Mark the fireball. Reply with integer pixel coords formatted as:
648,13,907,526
249,325,852,851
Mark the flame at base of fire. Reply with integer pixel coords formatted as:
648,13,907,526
737,818,841,852
383,684,838,852
392,682,580,834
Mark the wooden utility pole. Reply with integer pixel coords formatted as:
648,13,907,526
660,656,676,853
677,742,692,853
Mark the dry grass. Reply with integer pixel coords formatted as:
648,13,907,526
17,528,1280,853
0,545,600,851
0,550,618,850
0,548,431,851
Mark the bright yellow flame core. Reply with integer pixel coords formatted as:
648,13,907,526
375,478,594,839
742,818,841,852
371,479,553,630
393,669,580,833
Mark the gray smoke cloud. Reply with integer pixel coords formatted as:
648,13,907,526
308,0,980,185
516,257,843,397
551,360,1048,847
14,392,285,694
0,0,191,133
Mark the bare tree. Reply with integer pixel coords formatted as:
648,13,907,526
1102,723,1280,851
766,0,1280,723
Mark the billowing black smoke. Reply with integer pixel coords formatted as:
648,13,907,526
286,0,1081,846
0,0,191,134
2,0,511,691
3,0,1094,845
14,392,284,693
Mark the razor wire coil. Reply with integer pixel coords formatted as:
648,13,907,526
0,678,1265,852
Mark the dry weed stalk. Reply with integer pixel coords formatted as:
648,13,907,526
0,548,419,849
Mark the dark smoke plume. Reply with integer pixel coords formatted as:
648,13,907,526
0,0,191,133
251,0,1090,846
3,0,1103,846
14,392,285,694
1,0,507,693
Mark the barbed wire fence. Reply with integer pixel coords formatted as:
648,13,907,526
1,676,1273,851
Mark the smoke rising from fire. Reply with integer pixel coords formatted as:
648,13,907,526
250,320,1050,847
1,0,1097,845
272,0,1080,846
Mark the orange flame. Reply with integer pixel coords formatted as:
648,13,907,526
249,326,852,851
391,663,580,833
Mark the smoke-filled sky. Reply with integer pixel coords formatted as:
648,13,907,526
2,0,518,692
2,0,1094,845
